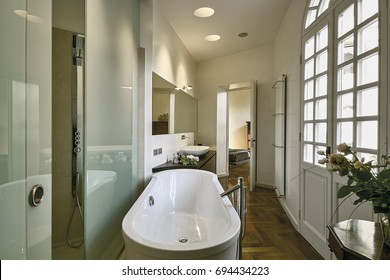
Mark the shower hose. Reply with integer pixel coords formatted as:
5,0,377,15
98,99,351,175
66,192,84,248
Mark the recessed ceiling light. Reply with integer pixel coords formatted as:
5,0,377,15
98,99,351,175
238,32,249,38
204,35,221,42
194,7,215,18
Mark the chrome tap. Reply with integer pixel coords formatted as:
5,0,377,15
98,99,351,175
220,178,243,197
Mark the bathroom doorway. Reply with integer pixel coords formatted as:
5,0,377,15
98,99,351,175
228,88,251,187
216,81,258,191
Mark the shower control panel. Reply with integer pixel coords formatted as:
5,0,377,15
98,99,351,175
73,131,82,154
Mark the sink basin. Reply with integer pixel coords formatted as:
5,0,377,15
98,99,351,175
181,145,210,156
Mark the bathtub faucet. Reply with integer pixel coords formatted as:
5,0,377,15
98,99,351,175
220,177,246,260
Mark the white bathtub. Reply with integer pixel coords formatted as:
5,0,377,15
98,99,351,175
122,169,241,259
85,170,117,235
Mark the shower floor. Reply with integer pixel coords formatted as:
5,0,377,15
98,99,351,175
52,243,83,260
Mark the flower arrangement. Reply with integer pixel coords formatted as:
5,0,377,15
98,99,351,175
179,154,199,166
318,143,390,215
319,143,390,246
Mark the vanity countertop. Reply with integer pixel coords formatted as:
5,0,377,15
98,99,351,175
152,150,216,173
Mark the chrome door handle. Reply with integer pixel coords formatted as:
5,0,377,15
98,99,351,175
30,184,44,207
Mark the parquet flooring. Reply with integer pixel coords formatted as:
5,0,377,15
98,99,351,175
219,163,323,260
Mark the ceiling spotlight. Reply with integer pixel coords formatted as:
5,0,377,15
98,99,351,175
238,32,249,38
204,35,221,42
183,85,193,90
194,7,215,18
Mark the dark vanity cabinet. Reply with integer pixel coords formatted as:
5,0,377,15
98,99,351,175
152,151,216,173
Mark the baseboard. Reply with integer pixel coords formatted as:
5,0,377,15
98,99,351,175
277,196,299,231
217,173,229,178
255,182,274,190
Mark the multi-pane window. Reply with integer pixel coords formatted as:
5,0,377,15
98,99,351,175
303,25,329,165
303,0,380,166
305,0,331,29
336,0,379,163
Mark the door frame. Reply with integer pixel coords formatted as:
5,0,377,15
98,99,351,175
216,80,258,191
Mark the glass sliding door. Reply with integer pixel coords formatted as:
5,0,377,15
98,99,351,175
85,0,139,259
0,0,52,259
0,0,28,259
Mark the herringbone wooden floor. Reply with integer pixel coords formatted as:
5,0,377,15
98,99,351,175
219,163,323,260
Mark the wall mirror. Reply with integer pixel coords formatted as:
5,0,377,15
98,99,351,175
152,72,198,135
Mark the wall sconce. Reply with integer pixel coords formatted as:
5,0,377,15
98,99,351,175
182,85,193,90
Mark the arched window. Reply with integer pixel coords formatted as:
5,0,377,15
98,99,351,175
301,0,384,166
304,0,331,29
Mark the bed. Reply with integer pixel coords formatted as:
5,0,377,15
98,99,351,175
229,149,250,165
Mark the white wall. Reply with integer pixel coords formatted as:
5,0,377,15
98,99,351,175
141,0,198,177
152,0,197,98
273,0,306,228
197,45,275,186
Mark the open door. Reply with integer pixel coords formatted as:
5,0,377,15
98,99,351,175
217,81,257,191
249,80,258,191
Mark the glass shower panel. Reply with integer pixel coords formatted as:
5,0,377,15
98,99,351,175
0,0,27,259
0,0,52,260
85,0,139,259
25,0,52,260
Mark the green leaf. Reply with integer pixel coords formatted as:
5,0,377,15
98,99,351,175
356,170,372,181
377,168,390,181
337,185,354,198
339,168,349,177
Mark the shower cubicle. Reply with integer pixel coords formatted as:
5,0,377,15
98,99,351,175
0,0,140,260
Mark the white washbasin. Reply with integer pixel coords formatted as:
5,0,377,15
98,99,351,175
181,145,209,156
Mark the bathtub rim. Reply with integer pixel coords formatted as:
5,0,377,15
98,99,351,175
86,170,117,195
122,169,241,259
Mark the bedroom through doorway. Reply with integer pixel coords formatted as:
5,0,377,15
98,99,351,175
228,86,252,189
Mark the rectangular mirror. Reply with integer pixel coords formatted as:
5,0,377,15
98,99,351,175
152,72,197,135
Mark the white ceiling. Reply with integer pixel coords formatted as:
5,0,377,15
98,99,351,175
155,0,293,63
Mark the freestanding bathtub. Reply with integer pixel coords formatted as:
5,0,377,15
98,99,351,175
122,169,241,259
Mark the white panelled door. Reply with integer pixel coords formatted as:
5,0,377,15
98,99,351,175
301,18,333,259
300,0,384,259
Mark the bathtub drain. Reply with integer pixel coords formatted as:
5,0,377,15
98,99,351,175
178,237,188,243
